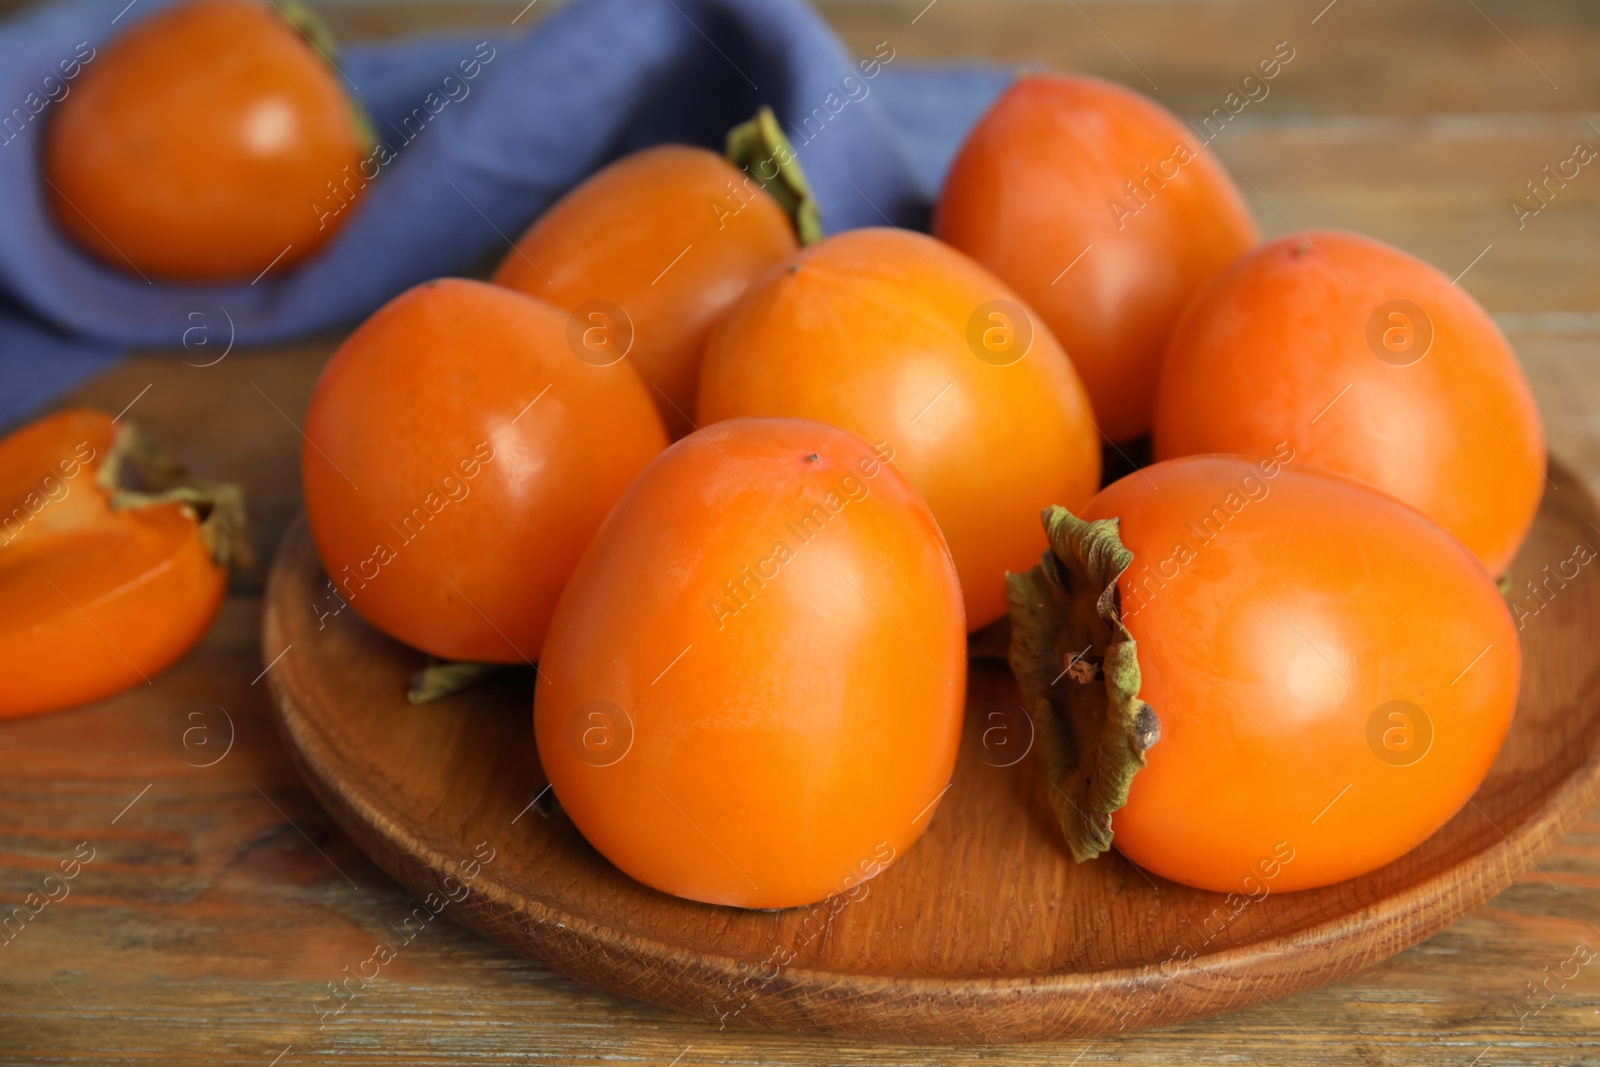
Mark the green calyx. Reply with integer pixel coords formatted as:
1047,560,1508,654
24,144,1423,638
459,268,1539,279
1006,506,1159,862
725,106,824,246
407,660,512,705
99,423,253,569
280,0,378,153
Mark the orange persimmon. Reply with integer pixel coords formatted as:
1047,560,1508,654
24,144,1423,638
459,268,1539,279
494,142,799,438
44,0,369,281
934,73,1259,442
1009,456,1520,892
1153,230,1546,576
696,227,1101,631
301,278,667,663
535,418,966,908
0,408,245,718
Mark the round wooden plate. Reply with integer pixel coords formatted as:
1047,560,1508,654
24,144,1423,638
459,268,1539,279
263,459,1600,1044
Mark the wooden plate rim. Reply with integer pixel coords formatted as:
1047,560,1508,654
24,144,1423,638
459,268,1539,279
264,458,1600,1042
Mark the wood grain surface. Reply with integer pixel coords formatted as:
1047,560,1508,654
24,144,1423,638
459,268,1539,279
4,0,1600,1063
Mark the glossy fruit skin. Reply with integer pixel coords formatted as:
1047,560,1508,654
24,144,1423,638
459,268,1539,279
696,227,1101,631
534,418,966,909
301,278,667,663
0,409,225,718
44,0,366,282
1083,456,1520,893
1153,230,1546,577
934,73,1259,443
494,146,798,438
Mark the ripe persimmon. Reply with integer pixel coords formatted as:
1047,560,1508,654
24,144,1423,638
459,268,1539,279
1153,230,1546,576
0,408,247,718
301,278,667,663
696,227,1101,631
1009,456,1519,892
934,73,1259,443
494,113,806,438
44,0,369,282
535,418,965,908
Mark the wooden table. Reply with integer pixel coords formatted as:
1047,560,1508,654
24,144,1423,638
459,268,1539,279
4,1,1599,1063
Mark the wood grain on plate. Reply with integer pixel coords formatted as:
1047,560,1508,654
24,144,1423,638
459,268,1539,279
262,458,1600,1043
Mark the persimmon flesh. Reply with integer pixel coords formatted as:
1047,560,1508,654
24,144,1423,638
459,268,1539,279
0,409,232,718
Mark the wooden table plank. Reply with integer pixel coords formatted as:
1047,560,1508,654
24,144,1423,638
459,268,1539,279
4,1,1599,1063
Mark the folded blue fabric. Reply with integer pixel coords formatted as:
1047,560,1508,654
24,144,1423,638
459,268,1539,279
0,0,1010,427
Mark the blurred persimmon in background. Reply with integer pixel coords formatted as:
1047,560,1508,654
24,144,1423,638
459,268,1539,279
44,0,369,282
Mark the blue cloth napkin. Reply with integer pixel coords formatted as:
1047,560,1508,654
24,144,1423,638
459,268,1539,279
0,0,1011,427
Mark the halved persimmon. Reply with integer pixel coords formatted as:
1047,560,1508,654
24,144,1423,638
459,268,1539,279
0,408,247,718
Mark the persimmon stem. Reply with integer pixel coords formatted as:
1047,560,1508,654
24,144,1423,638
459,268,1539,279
407,660,514,705
280,1,378,153
1006,506,1160,862
99,423,253,569
725,107,824,246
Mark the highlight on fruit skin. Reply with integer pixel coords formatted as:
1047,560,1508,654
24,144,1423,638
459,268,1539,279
300,277,667,665
0,407,249,719
1153,229,1546,577
1009,455,1520,893
934,71,1260,444
696,225,1102,632
534,418,966,909
43,0,371,282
